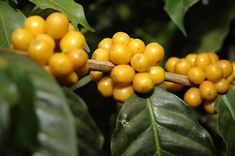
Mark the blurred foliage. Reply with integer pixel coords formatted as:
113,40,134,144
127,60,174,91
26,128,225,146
79,0,235,62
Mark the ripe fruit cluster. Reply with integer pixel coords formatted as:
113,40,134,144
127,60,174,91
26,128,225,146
91,32,165,102
165,52,234,114
11,12,89,85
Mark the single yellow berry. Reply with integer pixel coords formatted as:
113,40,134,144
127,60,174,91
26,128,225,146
174,58,192,75
203,101,216,114
188,67,205,84
92,48,109,61
111,64,135,85
98,38,112,50
133,73,154,93
112,32,130,46
208,52,219,64
97,76,114,97
195,53,212,71
109,44,132,65
184,87,202,108
215,78,230,94
205,63,223,82
165,57,179,73
113,84,134,102
163,81,183,93
128,38,145,55
148,66,165,85
185,53,197,66
144,42,164,65
218,60,233,78
130,53,150,72
199,81,217,101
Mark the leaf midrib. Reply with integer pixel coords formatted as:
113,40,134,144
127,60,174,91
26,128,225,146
147,98,161,156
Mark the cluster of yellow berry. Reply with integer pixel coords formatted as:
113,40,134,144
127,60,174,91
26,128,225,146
11,12,89,85
165,52,234,113
90,32,165,102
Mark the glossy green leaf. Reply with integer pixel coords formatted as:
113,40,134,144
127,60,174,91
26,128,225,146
29,0,94,31
111,87,215,156
215,90,235,156
0,50,77,156
64,88,104,155
0,1,25,48
164,0,199,36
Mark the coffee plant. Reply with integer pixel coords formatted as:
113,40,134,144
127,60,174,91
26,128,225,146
0,0,235,156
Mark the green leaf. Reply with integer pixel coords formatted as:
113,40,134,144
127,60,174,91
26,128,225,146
164,0,199,36
70,75,92,91
111,87,215,156
64,88,104,155
0,50,78,156
29,0,94,31
215,90,235,156
6,65,38,150
0,1,25,48
0,69,19,142
186,1,235,52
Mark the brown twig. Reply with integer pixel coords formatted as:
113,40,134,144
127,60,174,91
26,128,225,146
87,59,235,90
1,48,234,90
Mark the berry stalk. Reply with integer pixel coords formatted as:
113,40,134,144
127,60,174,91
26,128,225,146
88,59,234,89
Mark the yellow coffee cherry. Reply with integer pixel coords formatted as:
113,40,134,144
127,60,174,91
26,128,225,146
68,23,76,31
67,48,88,71
11,28,34,51
205,63,223,82
109,44,132,65
203,101,216,114
163,81,183,93
92,48,109,61
215,78,230,94
144,42,164,65
184,87,202,108
174,58,192,75
130,53,150,72
48,53,73,77
45,12,69,39
98,38,112,50
35,33,55,49
199,81,217,101
97,76,114,97
232,62,235,78
90,71,103,81
59,72,78,85
133,73,154,93
28,39,53,65
165,57,179,73
148,66,165,85
112,32,130,46
111,64,135,85
24,15,46,37
188,67,205,84
185,53,197,66
195,53,212,71
227,74,234,83
60,31,86,52
128,38,145,55
208,52,219,64
77,63,89,78
218,60,233,78
113,84,134,103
